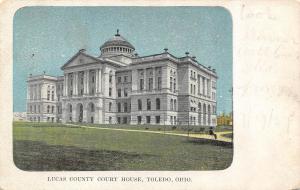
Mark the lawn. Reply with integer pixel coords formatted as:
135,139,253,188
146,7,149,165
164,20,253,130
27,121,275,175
13,122,233,171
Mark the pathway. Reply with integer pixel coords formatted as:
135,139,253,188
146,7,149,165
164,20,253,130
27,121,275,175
65,124,233,143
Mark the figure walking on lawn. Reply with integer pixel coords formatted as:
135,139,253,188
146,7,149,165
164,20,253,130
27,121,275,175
209,128,217,140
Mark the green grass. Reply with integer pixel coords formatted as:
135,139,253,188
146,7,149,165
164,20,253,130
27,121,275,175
13,122,233,171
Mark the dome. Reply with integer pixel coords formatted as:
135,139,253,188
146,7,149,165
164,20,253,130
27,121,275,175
100,30,136,57
100,34,135,50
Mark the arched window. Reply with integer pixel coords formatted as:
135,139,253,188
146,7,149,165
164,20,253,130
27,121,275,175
156,98,160,110
138,99,142,111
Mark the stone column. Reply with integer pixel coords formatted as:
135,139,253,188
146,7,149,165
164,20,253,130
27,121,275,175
95,69,99,93
98,69,102,93
143,69,146,91
152,67,156,90
203,77,206,96
64,74,68,96
207,79,210,98
72,105,76,123
73,72,77,96
131,69,138,92
86,70,90,95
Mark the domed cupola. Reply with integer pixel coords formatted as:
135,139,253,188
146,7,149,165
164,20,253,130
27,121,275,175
100,30,135,57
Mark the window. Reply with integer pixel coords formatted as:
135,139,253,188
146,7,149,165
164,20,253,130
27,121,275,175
174,78,176,92
109,102,112,112
117,103,121,112
174,99,177,111
92,75,95,83
69,104,72,113
190,84,193,94
155,116,160,124
137,116,142,124
148,78,153,91
51,106,54,113
140,79,144,90
118,89,121,97
138,99,142,111
157,77,162,90
124,76,128,83
109,117,112,124
90,103,95,112
117,117,121,124
51,91,54,101
117,77,121,83
109,88,112,96
170,116,173,125
146,116,151,124
70,90,73,96
123,117,127,124
109,75,112,83
170,99,173,111
156,98,160,110
34,105,36,113
124,102,128,112
47,105,50,113
47,90,50,100
147,99,151,110
174,116,177,125
170,77,173,91
124,88,128,97
38,105,40,113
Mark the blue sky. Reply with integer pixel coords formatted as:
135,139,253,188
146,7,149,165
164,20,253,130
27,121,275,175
13,6,232,114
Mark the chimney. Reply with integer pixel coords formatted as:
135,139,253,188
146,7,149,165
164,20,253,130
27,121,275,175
164,48,168,52
185,52,189,56
79,49,86,53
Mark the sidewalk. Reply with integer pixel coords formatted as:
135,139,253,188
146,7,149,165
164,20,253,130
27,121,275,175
66,124,233,143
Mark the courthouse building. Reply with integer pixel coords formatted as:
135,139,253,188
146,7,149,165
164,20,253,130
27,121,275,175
26,31,217,126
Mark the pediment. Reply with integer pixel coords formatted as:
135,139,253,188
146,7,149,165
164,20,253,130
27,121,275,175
61,52,101,70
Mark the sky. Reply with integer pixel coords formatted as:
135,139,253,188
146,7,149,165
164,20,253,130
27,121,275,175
13,6,232,114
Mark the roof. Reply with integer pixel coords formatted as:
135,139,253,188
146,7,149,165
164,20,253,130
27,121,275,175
100,31,135,50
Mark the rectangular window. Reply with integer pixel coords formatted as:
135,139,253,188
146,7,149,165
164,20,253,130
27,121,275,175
117,117,121,124
118,89,121,97
109,88,112,96
170,77,173,91
148,78,153,91
138,99,142,111
137,116,142,124
124,103,128,112
170,116,173,125
124,88,128,97
123,117,127,124
157,77,162,90
155,116,160,124
140,79,144,90
109,75,112,83
147,99,151,110
117,77,121,83
124,76,128,83
174,78,176,93
190,84,193,94
146,116,151,124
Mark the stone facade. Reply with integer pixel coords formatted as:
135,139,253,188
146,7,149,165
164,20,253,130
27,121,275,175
27,32,217,127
